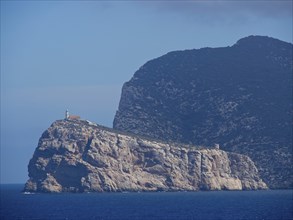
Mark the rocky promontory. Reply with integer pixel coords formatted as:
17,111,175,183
24,120,267,193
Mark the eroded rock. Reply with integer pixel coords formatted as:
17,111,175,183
24,120,267,192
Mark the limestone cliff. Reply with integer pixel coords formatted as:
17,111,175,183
25,120,267,193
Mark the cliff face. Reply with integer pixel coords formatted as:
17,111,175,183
113,36,292,188
24,120,267,193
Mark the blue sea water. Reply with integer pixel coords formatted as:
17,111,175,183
1,184,292,220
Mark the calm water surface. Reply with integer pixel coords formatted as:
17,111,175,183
1,184,292,220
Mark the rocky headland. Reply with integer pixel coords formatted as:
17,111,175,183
24,120,267,193
114,36,292,188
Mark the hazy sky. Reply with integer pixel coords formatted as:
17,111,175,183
1,0,292,183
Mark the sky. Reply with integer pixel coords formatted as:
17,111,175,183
1,0,292,184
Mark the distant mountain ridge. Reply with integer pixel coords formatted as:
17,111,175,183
113,36,293,188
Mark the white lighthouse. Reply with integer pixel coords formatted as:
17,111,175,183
65,109,69,120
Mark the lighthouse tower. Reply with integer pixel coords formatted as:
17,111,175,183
65,109,69,120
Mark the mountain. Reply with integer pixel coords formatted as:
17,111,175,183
24,120,267,193
113,36,293,188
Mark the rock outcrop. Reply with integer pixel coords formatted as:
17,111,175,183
24,120,267,193
113,36,292,188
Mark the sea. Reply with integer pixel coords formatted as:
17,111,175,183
1,184,292,220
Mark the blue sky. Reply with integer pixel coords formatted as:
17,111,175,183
1,1,292,183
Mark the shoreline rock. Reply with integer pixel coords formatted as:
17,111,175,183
24,120,267,193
